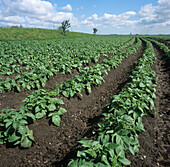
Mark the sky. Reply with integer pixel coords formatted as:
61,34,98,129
0,0,170,34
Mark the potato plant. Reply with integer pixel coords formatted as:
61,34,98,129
23,89,67,126
0,36,137,148
68,40,157,166
0,108,35,148
0,89,67,148
0,36,139,150
0,36,134,92
55,38,142,98
147,38,170,58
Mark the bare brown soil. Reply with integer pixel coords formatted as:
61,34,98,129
0,40,169,167
0,39,137,111
149,37,170,49
127,44,170,167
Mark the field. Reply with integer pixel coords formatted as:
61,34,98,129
0,28,169,167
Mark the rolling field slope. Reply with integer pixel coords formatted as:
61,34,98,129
0,28,169,167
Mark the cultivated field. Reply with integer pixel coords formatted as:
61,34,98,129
0,28,169,167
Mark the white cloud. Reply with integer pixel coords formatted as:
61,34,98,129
83,11,137,28
138,4,156,17
52,12,78,26
0,0,169,34
0,0,56,17
77,6,84,11
0,15,25,23
80,15,85,18
138,0,170,25
80,1,170,34
156,0,170,22
0,0,77,28
81,20,95,27
62,4,72,11
88,14,99,21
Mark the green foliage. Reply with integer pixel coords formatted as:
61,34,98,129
0,77,21,92
55,38,141,98
0,89,67,148
0,27,91,40
0,36,135,92
60,20,71,36
0,109,35,148
0,35,137,149
93,28,98,35
147,38,170,58
22,89,66,126
68,40,157,166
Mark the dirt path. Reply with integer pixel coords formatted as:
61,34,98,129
127,44,170,167
0,41,144,166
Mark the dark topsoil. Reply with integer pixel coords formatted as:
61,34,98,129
127,44,170,167
148,37,170,49
0,40,169,167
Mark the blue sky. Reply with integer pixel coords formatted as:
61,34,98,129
0,0,169,34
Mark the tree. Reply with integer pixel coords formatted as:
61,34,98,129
60,20,71,36
93,28,98,35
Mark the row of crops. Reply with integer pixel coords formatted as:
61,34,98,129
0,36,134,92
0,36,140,148
1,35,169,166
68,39,157,166
147,38,170,58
